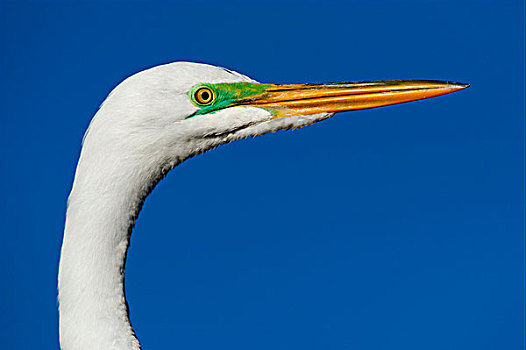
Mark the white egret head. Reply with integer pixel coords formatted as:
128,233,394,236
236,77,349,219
84,62,467,170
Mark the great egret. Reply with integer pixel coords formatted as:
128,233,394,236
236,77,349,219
58,62,468,350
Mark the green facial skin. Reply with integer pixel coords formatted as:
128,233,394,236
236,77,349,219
188,82,273,118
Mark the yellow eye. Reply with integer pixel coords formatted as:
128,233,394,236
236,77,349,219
194,87,215,105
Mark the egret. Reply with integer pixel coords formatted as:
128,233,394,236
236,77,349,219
58,62,468,350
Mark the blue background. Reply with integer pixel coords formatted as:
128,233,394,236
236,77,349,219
0,1,524,349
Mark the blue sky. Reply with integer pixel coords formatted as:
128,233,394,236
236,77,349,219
0,0,524,349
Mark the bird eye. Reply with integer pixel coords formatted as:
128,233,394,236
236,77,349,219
193,87,215,105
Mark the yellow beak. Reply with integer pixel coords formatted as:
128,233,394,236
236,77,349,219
237,80,469,118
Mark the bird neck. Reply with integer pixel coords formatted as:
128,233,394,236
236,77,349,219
58,140,167,350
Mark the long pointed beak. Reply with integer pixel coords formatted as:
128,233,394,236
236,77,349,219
237,80,469,118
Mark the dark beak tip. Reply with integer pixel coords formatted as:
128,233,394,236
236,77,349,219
449,81,470,90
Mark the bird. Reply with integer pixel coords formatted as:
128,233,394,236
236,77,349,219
58,61,468,350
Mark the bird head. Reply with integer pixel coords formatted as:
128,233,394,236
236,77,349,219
82,62,468,172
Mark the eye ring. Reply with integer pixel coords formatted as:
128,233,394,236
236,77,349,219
193,86,215,106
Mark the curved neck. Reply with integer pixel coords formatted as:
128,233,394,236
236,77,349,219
58,143,166,350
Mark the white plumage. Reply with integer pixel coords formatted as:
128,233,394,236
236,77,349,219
58,62,466,349
59,62,332,350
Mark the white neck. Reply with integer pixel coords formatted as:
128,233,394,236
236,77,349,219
58,153,153,350
57,109,185,350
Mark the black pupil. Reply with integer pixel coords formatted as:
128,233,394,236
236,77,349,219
200,90,210,101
